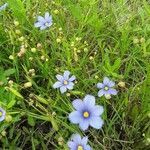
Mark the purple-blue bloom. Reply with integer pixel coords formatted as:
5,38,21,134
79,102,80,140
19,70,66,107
0,3,8,11
53,70,76,94
97,77,118,98
0,107,6,122
69,95,104,131
34,12,52,30
67,134,92,150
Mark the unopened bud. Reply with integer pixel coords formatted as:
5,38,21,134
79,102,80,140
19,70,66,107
105,94,111,99
14,21,19,26
1,130,6,136
133,38,139,44
56,38,61,43
31,48,37,53
9,55,14,60
54,9,59,14
24,82,32,88
5,115,12,122
118,81,125,88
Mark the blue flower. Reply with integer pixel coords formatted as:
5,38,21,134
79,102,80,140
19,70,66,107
0,107,6,122
69,95,104,131
67,134,92,150
0,3,8,11
53,70,76,93
97,77,118,98
34,12,52,30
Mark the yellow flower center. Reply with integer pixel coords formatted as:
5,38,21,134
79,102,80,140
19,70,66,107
104,86,109,91
45,22,49,26
0,112,2,117
83,111,89,118
77,145,83,150
63,80,68,85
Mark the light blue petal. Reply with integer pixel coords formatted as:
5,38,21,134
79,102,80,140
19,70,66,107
67,141,76,149
56,74,64,82
83,95,95,106
69,111,81,124
108,88,118,95
81,136,88,145
0,116,5,122
85,145,92,150
97,83,104,89
92,105,104,116
0,108,6,122
98,89,105,97
71,134,82,143
79,120,89,131
34,22,42,27
0,3,8,11
69,75,76,82
47,22,52,27
107,80,115,87
53,81,62,89
60,86,67,93
45,12,49,19
66,82,74,90
103,77,110,85
46,15,52,23
37,16,45,22
63,70,70,80
72,99,83,110
40,25,47,30
89,117,104,129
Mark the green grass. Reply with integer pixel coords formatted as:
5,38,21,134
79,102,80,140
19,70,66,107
0,0,150,149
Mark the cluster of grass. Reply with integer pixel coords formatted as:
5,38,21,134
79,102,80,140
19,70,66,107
0,0,150,149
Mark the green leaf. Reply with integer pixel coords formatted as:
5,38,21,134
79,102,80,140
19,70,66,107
4,69,15,76
28,116,35,126
130,104,139,120
112,58,121,71
7,99,16,108
7,0,26,23
6,87,23,99
51,117,58,131
69,4,83,21
35,95,49,105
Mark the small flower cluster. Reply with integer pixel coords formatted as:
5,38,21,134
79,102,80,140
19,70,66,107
0,10,118,149
53,70,118,149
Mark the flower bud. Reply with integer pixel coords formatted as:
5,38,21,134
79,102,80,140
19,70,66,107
5,115,12,122
8,80,14,85
9,55,14,60
15,30,21,35
105,94,111,99
29,57,33,61
24,82,32,88
84,48,88,52
133,38,139,44
19,36,25,42
31,48,37,53
140,37,145,43
14,21,19,26
37,43,42,49
89,56,93,60
54,9,59,14
118,81,125,88
56,38,61,43
1,130,6,136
